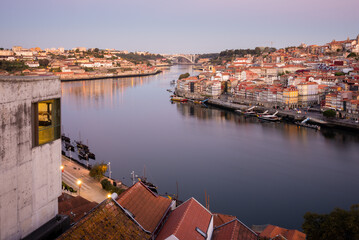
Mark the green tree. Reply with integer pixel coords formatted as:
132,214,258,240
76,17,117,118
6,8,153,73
347,52,357,58
323,109,336,118
335,72,345,76
89,163,108,181
303,204,359,240
179,73,190,79
39,59,50,67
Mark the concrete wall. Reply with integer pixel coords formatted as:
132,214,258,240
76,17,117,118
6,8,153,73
0,76,62,240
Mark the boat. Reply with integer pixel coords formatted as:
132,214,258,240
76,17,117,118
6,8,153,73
88,152,96,160
257,111,281,121
171,97,188,102
166,89,173,92
256,110,269,117
295,117,320,130
242,106,257,116
65,142,75,152
139,178,158,194
75,141,89,151
61,135,70,143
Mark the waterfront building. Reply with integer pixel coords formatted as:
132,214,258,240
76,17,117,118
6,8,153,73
297,82,319,107
283,86,299,108
0,76,62,240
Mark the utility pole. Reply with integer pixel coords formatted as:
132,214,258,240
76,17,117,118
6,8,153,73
107,162,112,179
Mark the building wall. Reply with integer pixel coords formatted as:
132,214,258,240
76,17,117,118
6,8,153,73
0,76,62,240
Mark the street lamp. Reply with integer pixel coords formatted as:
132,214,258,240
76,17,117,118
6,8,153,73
60,165,64,172
77,179,82,196
107,193,112,199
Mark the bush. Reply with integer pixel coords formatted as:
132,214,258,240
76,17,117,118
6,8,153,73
100,179,125,195
323,109,336,118
62,181,77,193
89,163,107,181
178,73,190,80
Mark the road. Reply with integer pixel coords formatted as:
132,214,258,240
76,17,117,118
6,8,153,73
61,155,109,203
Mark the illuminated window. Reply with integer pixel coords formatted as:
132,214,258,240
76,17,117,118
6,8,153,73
32,99,61,146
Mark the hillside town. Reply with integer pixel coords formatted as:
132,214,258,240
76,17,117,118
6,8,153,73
0,47,168,80
177,35,359,122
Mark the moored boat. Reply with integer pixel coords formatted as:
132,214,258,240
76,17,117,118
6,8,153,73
171,96,188,102
257,111,281,121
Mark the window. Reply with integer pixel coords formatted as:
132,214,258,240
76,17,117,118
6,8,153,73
32,98,61,147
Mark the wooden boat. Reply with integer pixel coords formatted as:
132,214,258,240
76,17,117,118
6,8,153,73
65,143,75,152
61,135,70,143
171,97,188,102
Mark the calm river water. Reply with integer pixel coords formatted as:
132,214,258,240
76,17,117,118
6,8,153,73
61,65,359,230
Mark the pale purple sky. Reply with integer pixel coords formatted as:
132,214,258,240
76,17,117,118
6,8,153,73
0,0,358,54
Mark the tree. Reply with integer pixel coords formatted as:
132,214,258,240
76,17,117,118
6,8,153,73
323,109,336,118
39,59,49,67
302,204,359,240
89,163,107,181
347,52,357,58
179,73,190,80
335,72,345,76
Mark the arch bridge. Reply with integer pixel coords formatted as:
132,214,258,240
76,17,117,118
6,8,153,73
164,54,198,64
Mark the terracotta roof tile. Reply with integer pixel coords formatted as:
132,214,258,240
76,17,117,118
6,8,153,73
213,213,236,227
259,224,306,240
56,199,150,240
156,198,212,240
116,182,172,233
58,193,98,224
212,219,258,240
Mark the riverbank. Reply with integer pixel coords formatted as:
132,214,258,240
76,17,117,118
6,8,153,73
175,90,359,131
60,70,162,82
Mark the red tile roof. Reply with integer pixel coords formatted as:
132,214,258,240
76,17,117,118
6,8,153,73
259,224,306,240
212,219,258,240
213,213,236,227
116,182,172,233
56,199,150,240
156,198,213,240
58,193,98,224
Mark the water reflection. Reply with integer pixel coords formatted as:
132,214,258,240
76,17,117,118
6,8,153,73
175,102,359,145
61,74,166,109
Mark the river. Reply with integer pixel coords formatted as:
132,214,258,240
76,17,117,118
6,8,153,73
61,65,359,230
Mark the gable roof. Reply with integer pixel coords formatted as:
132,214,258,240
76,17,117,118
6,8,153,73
156,197,212,240
58,193,98,224
259,224,306,240
213,213,236,227
212,219,258,240
116,181,172,233
56,198,150,240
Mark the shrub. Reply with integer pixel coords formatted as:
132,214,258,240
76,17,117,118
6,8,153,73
62,181,77,193
100,179,125,195
323,109,336,118
89,163,107,181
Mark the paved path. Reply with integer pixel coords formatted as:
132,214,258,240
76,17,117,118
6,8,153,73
61,156,109,203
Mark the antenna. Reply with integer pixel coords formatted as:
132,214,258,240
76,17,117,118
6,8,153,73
176,181,179,200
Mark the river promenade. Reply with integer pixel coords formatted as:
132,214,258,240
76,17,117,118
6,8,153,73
61,155,119,203
175,89,359,131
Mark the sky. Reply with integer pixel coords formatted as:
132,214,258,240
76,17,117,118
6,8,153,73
0,0,358,54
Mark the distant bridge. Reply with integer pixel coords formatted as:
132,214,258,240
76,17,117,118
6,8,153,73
163,54,198,64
